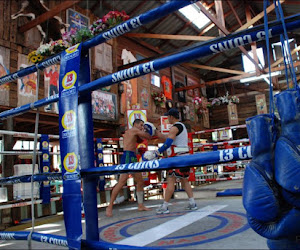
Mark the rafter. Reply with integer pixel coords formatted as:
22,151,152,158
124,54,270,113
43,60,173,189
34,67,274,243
236,0,285,32
124,33,215,41
19,1,81,33
196,2,262,73
175,61,300,91
183,63,245,75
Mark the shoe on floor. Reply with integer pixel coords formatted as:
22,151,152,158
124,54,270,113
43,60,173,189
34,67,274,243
156,205,170,214
185,203,198,210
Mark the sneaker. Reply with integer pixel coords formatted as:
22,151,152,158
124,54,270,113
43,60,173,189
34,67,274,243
185,203,198,210
156,205,170,214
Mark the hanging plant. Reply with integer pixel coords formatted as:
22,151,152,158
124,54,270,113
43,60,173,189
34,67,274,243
74,27,93,44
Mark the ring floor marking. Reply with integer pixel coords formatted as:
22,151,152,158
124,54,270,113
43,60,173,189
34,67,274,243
116,205,227,247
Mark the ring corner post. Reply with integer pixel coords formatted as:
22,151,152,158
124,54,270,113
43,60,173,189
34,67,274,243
78,49,99,242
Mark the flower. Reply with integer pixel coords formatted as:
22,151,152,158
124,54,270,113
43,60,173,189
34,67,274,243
89,18,108,36
211,98,221,106
103,10,130,28
230,95,240,104
192,97,202,106
62,29,77,45
28,50,44,63
151,92,166,106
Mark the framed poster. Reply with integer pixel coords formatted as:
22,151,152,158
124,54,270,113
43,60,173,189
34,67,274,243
94,43,113,73
67,9,89,33
0,47,10,106
202,97,210,128
228,103,239,125
17,54,37,107
138,74,150,110
127,110,147,129
44,64,60,113
92,90,117,121
255,94,268,114
187,76,199,97
121,79,138,114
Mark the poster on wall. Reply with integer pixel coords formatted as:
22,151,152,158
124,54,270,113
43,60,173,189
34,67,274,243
161,116,172,134
67,9,89,33
161,75,172,100
92,90,117,121
187,76,199,97
94,43,113,73
127,110,147,129
228,103,239,125
138,74,150,110
121,79,138,114
44,64,60,113
0,47,10,106
17,54,37,107
202,97,210,128
255,94,268,114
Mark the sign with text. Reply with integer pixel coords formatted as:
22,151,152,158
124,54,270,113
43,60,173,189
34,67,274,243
161,116,172,134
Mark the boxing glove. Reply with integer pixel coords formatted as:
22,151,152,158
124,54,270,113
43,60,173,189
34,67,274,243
144,122,156,136
275,90,300,195
142,150,159,161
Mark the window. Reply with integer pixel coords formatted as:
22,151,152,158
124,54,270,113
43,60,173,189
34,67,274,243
151,73,160,88
242,48,265,73
179,4,211,30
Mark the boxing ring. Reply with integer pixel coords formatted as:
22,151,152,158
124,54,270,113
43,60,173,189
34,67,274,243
0,0,300,249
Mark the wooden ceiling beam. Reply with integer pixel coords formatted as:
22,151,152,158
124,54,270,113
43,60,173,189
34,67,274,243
19,1,81,33
236,0,285,32
124,33,215,41
128,0,147,16
196,2,263,73
226,0,243,27
271,45,300,68
183,63,245,75
175,61,300,91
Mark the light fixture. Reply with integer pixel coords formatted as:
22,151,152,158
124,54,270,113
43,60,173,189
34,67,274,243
240,71,281,83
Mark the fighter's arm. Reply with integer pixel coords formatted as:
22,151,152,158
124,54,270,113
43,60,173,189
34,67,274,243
136,129,152,140
157,126,178,153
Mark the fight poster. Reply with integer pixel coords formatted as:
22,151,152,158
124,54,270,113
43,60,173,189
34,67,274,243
44,64,60,113
17,54,37,107
255,94,268,114
228,103,239,125
0,47,10,106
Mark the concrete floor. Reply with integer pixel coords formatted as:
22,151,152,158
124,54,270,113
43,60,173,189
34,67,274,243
0,179,269,249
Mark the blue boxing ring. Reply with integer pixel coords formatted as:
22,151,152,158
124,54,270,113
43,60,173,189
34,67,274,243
1,0,300,249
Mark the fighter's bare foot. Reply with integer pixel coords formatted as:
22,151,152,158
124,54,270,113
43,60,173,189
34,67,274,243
106,206,113,217
138,206,152,211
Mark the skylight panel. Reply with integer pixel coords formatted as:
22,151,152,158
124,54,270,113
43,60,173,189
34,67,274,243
179,4,211,30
